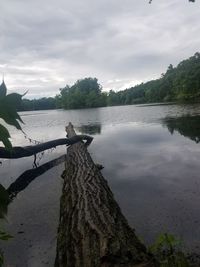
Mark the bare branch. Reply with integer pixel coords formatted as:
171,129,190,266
0,135,93,159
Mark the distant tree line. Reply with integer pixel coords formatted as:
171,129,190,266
18,97,56,111
18,52,200,111
105,52,200,105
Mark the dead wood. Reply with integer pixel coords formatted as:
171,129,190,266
55,122,155,267
0,135,93,159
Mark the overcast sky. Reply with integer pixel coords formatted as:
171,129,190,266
0,0,199,98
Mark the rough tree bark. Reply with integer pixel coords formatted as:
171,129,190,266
55,122,155,267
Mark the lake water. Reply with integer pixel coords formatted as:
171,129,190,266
1,103,200,266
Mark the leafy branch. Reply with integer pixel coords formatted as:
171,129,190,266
149,233,189,267
0,81,23,266
0,81,24,150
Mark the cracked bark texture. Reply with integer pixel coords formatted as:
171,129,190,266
55,122,155,267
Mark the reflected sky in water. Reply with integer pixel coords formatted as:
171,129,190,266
1,103,200,266
90,122,200,249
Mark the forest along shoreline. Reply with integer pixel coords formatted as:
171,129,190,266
17,52,200,112
1,52,200,266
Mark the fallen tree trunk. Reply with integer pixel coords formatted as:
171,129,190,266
0,135,93,159
55,122,155,267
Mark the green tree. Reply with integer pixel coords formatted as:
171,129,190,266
60,77,104,109
18,97,56,111
107,52,200,105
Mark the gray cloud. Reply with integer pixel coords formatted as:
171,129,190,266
0,0,199,98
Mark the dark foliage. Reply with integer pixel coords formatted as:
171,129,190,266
18,97,56,111
18,52,200,111
163,115,200,143
59,77,107,109
106,52,200,106
0,81,24,149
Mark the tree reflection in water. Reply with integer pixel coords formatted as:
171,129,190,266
0,154,66,211
76,123,101,135
162,115,200,143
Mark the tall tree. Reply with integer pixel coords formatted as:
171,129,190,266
60,78,104,109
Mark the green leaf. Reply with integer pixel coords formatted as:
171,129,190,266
0,124,12,150
0,81,7,99
0,231,13,240
0,103,23,129
0,91,24,130
5,93,23,108
0,86,24,149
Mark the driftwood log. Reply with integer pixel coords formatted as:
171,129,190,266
55,123,155,267
0,135,93,159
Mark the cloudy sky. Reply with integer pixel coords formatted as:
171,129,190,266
0,0,199,98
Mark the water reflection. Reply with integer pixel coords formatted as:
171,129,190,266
76,123,101,135
7,155,66,200
162,115,200,143
0,184,9,218
0,155,66,218
90,122,200,252
2,105,200,266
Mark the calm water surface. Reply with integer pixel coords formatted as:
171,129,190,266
1,103,200,266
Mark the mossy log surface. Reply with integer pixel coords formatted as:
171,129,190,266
55,122,155,267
